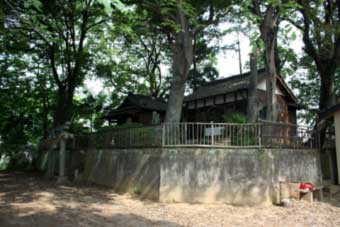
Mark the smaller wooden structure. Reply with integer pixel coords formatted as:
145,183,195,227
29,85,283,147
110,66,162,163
319,103,340,184
105,93,167,125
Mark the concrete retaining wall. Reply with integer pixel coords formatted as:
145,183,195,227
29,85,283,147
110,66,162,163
82,147,321,205
83,149,160,200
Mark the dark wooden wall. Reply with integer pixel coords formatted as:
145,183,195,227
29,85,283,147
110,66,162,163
184,90,297,124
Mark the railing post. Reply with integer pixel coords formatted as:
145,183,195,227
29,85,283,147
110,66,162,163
258,123,262,147
162,124,165,147
184,123,187,145
211,121,214,146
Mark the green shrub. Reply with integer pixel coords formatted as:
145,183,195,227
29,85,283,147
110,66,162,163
132,185,142,195
223,112,247,124
95,122,161,148
222,113,257,146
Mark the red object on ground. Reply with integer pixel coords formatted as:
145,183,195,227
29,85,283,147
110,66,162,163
300,182,315,191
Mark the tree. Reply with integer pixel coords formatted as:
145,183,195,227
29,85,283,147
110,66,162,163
289,0,340,112
6,0,109,132
231,0,296,122
250,1,284,122
94,10,171,99
290,55,340,124
72,92,108,132
0,43,55,166
131,0,233,123
186,29,220,91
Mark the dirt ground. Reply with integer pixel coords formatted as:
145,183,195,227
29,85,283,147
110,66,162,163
1,172,340,227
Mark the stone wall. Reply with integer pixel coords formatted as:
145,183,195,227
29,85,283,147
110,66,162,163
81,147,321,205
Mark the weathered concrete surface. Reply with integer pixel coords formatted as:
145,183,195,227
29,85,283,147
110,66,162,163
159,148,272,205
270,149,321,183
82,148,321,205
83,149,160,200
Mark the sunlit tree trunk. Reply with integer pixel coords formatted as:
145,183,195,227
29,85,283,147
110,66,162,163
248,52,258,123
165,1,193,123
254,3,280,122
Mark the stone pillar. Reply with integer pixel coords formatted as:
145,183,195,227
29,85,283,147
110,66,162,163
334,111,340,184
57,137,67,183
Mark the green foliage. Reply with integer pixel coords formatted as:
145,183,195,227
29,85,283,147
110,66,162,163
223,112,247,124
289,0,340,112
0,22,54,169
72,92,108,133
132,185,142,195
186,32,220,91
93,9,172,99
0,0,109,168
94,122,160,148
0,155,10,171
290,55,340,125
97,0,126,13
222,113,256,146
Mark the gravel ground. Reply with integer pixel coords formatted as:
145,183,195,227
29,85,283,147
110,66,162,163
1,172,340,227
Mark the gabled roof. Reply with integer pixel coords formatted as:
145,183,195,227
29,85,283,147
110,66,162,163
106,93,167,118
120,93,167,111
184,69,298,104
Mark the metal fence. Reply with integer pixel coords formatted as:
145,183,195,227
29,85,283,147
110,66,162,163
259,122,319,149
74,122,320,150
74,125,163,149
162,123,260,147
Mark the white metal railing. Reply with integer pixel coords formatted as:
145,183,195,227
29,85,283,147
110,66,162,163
73,122,320,149
162,123,260,147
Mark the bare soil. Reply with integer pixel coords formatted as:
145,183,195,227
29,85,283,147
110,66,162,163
1,172,340,227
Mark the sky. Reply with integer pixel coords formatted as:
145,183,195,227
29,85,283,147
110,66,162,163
216,32,251,77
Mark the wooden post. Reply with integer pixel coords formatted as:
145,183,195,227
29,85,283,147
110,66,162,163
334,111,340,184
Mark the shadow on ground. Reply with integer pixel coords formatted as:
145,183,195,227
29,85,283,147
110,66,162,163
0,209,180,227
0,171,181,227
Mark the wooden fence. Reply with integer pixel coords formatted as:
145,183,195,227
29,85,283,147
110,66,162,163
73,122,320,149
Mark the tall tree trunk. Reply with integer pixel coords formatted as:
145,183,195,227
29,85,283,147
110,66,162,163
264,37,278,122
318,66,336,111
247,52,258,123
274,37,282,73
165,72,187,123
192,35,198,91
165,2,193,123
53,86,75,130
316,65,336,146
259,6,279,122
